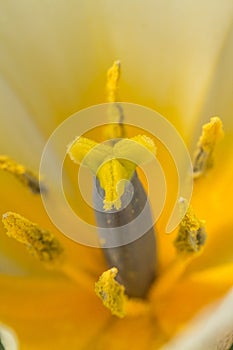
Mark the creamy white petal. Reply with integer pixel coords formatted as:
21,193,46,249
0,0,113,135
101,0,233,137
0,76,45,166
197,22,233,132
0,324,18,350
1,0,233,139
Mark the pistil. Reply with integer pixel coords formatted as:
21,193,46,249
68,61,158,299
68,135,157,298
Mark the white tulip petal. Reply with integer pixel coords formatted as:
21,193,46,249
198,22,233,131
0,324,19,350
102,0,233,135
0,1,113,134
0,76,45,166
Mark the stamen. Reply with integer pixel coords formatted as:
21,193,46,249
193,117,224,178
1,212,95,291
95,268,150,318
106,60,121,103
150,203,205,300
2,212,63,265
174,206,206,254
105,60,125,139
95,267,127,318
0,156,42,194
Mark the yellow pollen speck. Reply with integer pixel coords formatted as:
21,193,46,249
193,116,224,178
2,212,63,264
0,156,42,193
174,206,206,254
95,267,127,318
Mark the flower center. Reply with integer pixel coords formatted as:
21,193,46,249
0,61,224,320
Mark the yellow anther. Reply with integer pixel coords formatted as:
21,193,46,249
174,206,206,254
2,212,63,264
106,60,121,103
105,60,125,139
1,212,95,291
198,116,223,152
151,207,205,301
68,135,156,210
0,156,42,193
95,268,149,318
193,117,224,178
95,267,127,318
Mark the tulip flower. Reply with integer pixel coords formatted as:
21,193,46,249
0,1,233,349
